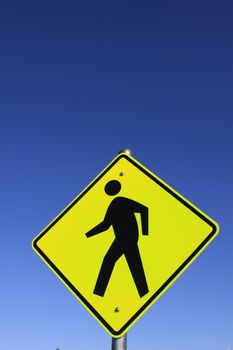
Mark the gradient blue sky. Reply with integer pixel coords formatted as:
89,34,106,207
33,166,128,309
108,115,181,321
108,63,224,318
0,1,232,349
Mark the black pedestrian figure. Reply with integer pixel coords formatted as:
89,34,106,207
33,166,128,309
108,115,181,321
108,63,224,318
85,180,149,298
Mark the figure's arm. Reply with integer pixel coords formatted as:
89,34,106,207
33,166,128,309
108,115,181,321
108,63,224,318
139,204,148,235
131,200,149,235
85,211,111,238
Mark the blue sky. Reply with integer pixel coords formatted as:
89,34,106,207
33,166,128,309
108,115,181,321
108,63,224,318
0,0,232,349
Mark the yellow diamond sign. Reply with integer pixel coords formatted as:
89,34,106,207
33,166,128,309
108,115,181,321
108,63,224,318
32,154,219,337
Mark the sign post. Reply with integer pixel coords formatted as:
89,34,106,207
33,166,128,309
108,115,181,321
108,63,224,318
112,333,127,350
110,149,132,350
32,148,219,340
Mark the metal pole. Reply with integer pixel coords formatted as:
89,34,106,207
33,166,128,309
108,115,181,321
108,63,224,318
118,148,132,156
111,148,132,350
112,334,127,350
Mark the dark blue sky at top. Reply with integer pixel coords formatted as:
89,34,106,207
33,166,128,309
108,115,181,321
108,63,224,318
0,1,232,350
1,0,232,188
1,0,232,113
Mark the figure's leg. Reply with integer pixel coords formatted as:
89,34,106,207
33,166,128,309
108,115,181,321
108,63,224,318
124,244,149,298
94,240,123,297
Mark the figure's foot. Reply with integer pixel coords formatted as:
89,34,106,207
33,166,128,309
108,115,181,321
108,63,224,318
139,287,149,298
93,288,105,297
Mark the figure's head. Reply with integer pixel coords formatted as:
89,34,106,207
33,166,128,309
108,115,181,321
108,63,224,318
104,180,121,196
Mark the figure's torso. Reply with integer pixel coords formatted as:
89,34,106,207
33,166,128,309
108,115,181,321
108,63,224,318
107,197,139,242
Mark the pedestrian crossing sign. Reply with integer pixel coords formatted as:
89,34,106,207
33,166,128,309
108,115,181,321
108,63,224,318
32,153,219,337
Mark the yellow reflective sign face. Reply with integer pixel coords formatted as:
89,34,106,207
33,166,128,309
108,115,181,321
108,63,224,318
32,154,219,337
